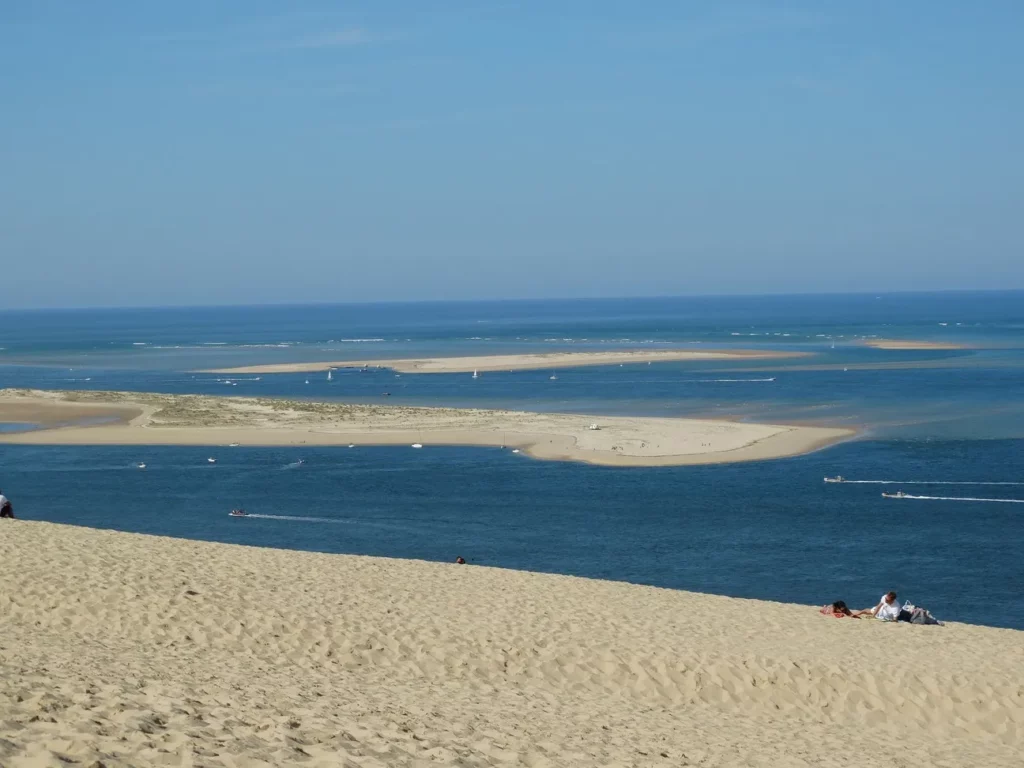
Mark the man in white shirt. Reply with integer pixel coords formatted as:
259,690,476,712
857,591,901,621
0,489,12,518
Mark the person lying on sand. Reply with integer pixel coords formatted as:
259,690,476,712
820,601,858,618
855,591,901,620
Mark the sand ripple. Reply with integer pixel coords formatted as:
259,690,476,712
1,522,1021,766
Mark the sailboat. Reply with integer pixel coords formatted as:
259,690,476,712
472,370,479,379
549,372,558,381
327,369,333,381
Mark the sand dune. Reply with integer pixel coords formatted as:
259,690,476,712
1,522,1021,767
205,348,806,375
0,389,853,467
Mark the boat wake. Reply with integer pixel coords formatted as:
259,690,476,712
238,513,347,523
884,494,1024,504
835,480,1024,486
697,377,776,383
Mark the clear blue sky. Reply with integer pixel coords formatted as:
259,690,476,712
2,2,1022,309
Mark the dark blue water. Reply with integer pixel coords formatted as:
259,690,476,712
2,293,1023,628
2,440,1022,628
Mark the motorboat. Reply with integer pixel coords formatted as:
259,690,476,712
208,457,217,463
824,476,844,483
549,374,558,381
136,462,146,469
882,491,908,499
229,509,248,517
411,443,423,449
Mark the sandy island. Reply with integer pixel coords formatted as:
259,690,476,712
1,522,1021,766
0,389,852,467
862,339,971,350
204,348,808,375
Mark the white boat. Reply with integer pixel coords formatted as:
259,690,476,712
327,369,333,381
882,491,908,499
208,457,217,463
136,463,146,469
348,444,355,448
472,370,479,379
411,443,423,449
228,443,239,447
549,373,558,380
824,475,844,483
511,449,520,454
305,379,310,384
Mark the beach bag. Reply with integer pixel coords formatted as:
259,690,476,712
909,607,941,625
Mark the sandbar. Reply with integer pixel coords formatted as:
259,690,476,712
862,339,971,350
0,389,853,467
1,522,1021,766
204,348,808,375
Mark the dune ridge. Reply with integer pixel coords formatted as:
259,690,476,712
0,522,1021,766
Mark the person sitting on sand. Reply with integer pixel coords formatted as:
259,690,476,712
820,600,858,618
455,556,466,565
856,591,902,621
0,489,13,519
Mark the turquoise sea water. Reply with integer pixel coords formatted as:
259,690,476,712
2,293,1022,628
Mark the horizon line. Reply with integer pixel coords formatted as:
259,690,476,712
2,287,1023,314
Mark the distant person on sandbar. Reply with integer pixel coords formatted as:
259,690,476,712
856,591,902,621
0,489,13,519
820,600,857,618
455,556,466,565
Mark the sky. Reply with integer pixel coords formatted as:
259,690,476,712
1,1,1022,309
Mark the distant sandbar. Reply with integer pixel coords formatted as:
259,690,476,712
204,348,808,375
0,389,853,468
862,339,971,351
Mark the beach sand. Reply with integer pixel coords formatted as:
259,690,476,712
0,389,852,467
862,339,970,350
1,522,1021,767
205,348,807,375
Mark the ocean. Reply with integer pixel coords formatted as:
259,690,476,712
2,292,1022,628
